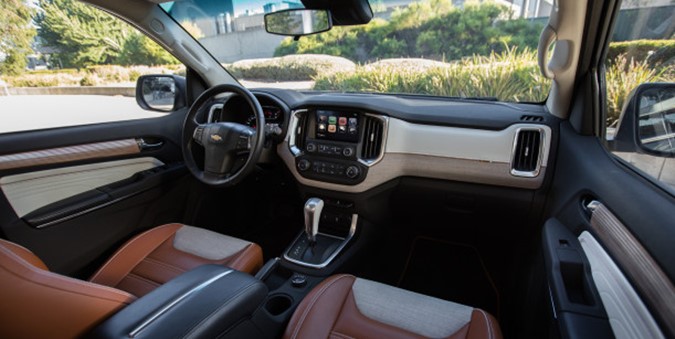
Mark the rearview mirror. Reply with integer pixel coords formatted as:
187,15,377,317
612,83,675,157
264,9,332,36
136,75,186,112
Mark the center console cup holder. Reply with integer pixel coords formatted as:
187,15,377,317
265,294,293,316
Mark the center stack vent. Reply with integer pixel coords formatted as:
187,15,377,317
296,113,309,150
361,116,384,161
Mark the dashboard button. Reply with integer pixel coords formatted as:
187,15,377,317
306,143,317,152
343,147,354,157
346,166,360,179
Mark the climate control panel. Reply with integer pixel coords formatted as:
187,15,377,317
296,156,366,185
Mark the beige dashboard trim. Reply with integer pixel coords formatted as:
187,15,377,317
279,116,550,193
0,139,140,171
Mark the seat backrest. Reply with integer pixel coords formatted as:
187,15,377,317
0,239,136,339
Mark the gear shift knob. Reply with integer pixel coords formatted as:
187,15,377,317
304,198,324,243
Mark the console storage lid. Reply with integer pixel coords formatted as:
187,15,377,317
88,265,267,339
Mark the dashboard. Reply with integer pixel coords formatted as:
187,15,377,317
207,89,556,193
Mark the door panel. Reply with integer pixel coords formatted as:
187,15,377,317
543,122,675,338
1,157,164,217
578,230,665,339
0,109,190,276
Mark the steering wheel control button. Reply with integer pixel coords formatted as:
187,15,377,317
298,159,311,171
193,126,205,145
306,143,317,152
346,166,360,179
343,147,354,157
236,135,250,150
291,274,307,288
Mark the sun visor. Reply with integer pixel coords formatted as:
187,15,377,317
301,0,373,25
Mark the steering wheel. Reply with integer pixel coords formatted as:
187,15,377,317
182,84,265,187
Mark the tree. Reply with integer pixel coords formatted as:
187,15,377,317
0,0,37,75
37,0,132,67
116,33,179,66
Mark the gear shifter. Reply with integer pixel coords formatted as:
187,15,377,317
304,198,324,244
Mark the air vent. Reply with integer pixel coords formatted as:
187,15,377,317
511,129,542,177
361,116,384,161
520,115,544,122
295,113,308,150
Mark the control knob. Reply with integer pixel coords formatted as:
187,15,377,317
306,143,317,152
345,166,360,179
297,159,311,171
343,147,354,157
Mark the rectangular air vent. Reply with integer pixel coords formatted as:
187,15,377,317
361,116,384,161
295,113,308,150
511,129,542,177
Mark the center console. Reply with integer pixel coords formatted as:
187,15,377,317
90,197,372,339
289,108,387,185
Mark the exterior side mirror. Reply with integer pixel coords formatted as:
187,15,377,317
612,83,675,157
264,9,332,36
136,75,187,112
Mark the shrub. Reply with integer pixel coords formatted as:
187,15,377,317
1,64,183,87
79,74,99,86
314,48,550,102
228,55,356,81
86,65,130,82
605,54,671,124
608,39,675,67
3,73,80,87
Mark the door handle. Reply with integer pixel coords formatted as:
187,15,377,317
136,138,163,151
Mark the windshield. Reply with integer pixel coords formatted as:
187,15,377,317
162,0,552,101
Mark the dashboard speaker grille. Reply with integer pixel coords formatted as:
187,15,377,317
361,116,384,160
511,129,542,176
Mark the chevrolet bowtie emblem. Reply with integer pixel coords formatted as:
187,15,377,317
210,134,223,142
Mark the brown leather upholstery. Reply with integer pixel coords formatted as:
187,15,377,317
90,223,263,297
0,239,135,339
0,223,263,338
284,274,503,339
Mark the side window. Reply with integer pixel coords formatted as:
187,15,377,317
0,0,184,134
604,0,675,191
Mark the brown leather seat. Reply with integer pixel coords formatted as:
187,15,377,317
284,274,503,339
0,223,262,338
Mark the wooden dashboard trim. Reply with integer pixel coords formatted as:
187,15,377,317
0,139,140,171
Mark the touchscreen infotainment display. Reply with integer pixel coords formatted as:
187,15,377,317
315,110,359,142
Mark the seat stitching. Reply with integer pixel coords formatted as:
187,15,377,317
125,273,161,288
291,274,352,339
142,257,186,275
90,224,180,281
477,309,494,339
